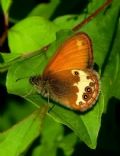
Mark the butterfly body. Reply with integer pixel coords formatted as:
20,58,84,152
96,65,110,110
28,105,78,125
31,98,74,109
30,33,100,111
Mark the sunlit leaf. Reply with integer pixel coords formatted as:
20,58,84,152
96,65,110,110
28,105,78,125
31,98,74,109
8,17,59,54
0,106,48,156
1,0,12,13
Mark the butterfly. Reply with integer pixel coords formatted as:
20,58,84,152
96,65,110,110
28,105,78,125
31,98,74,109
30,32,100,112
29,0,112,111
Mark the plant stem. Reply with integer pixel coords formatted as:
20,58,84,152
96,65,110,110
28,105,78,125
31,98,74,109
72,0,112,32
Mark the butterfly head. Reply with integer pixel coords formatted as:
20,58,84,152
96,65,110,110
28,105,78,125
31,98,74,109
29,75,49,98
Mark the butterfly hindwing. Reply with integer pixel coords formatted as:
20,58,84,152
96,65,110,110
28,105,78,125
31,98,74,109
42,69,99,111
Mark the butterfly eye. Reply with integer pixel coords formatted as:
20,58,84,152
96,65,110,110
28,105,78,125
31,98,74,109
29,76,37,85
85,86,92,93
29,76,41,85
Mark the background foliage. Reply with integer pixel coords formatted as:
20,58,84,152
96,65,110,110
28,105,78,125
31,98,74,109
0,0,120,156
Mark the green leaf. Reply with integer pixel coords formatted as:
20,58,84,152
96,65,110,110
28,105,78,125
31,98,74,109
0,53,19,63
32,116,63,156
58,133,78,156
32,116,77,156
6,0,120,149
1,0,12,13
0,15,59,71
8,16,59,54
102,17,120,108
0,106,48,156
54,14,85,30
0,53,21,72
0,16,58,71
49,98,103,149
0,97,35,131
28,0,60,19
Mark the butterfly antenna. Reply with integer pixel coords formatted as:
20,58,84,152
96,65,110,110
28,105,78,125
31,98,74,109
72,0,112,32
16,76,30,82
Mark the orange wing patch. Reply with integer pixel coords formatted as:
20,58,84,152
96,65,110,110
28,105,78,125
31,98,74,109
44,33,93,75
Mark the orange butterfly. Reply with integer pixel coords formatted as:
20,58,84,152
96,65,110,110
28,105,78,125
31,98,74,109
30,33,99,111
30,0,112,112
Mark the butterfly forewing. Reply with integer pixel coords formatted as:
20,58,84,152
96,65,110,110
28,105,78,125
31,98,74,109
43,33,93,75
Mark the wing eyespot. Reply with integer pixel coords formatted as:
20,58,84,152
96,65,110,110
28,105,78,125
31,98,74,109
89,82,94,86
74,71,79,76
85,86,92,93
82,93,89,101
79,101,82,105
